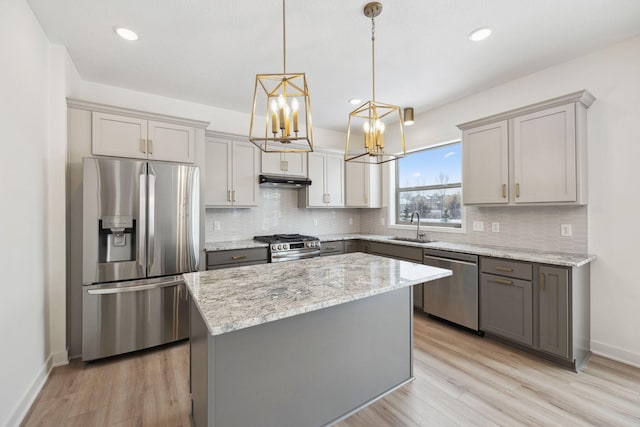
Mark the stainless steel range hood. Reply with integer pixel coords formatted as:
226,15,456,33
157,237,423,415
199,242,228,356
259,174,312,189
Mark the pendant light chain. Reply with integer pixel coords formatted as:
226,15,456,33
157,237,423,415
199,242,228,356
371,15,376,102
282,0,287,74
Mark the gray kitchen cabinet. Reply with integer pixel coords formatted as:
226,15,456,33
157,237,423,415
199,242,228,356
480,272,534,346
345,240,359,253
207,247,268,270
538,265,569,358
458,90,594,206
479,256,590,370
320,241,345,256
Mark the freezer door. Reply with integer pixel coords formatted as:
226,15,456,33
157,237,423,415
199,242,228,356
82,276,189,361
147,162,200,277
82,157,147,284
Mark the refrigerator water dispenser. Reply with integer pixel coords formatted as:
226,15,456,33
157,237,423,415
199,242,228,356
99,216,135,263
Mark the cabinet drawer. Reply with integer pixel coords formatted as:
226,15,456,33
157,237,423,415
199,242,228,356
321,241,345,256
207,248,268,266
369,241,422,262
480,257,532,280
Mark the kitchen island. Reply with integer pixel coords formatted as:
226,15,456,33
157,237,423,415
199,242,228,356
183,252,451,427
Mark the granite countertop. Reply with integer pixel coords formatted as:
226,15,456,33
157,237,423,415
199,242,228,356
183,252,451,336
204,234,595,267
316,234,596,267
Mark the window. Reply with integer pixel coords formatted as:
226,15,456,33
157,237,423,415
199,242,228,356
396,141,462,228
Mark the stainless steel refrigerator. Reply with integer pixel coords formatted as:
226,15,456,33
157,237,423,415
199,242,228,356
82,157,199,361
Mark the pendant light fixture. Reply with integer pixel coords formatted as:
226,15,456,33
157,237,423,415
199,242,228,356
249,0,313,153
345,2,406,164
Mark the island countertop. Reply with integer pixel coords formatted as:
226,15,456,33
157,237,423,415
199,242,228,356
183,252,451,336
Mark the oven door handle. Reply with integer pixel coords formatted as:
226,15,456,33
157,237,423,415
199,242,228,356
271,251,320,261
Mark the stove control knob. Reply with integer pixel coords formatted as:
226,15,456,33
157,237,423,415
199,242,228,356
305,242,310,248
271,244,277,251
284,244,289,250
278,244,283,250
313,242,318,247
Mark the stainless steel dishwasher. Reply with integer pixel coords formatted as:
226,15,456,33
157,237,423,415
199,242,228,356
422,248,479,332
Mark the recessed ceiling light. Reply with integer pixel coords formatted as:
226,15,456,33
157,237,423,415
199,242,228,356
468,27,492,42
349,98,362,105
115,27,139,41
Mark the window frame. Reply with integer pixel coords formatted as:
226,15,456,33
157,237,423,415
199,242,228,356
394,140,464,230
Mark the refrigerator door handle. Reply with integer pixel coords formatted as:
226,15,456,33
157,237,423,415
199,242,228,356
138,173,147,272
87,279,183,295
148,170,156,270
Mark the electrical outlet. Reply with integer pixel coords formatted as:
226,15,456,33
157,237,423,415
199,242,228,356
348,217,353,225
561,224,572,237
214,221,221,231
491,222,500,233
313,218,318,226
472,221,484,232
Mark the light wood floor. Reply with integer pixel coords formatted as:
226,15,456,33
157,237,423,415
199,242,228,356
22,313,640,426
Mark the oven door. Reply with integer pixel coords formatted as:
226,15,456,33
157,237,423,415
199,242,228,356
271,248,321,262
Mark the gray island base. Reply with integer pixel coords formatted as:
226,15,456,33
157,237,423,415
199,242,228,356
184,252,452,427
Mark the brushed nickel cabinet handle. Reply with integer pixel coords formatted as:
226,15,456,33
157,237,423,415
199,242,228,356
495,266,514,272
516,183,520,197
140,139,146,153
327,246,336,250
502,184,507,198
227,190,231,202
231,255,247,260
495,278,513,285
148,139,153,154
540,272,545,290
232,190,236,202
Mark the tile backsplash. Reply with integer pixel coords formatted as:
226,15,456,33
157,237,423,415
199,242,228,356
360,205,588,253
205,188,361,241
207,188,588,254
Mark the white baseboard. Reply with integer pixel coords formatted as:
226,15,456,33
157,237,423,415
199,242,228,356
51,349,69,367
4,354,53,427
591,340,640,368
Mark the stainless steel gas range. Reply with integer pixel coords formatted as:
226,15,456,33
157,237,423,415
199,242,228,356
254,234,321,263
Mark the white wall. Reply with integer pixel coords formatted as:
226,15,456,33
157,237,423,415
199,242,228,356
396,35,640,366
0,0,59,425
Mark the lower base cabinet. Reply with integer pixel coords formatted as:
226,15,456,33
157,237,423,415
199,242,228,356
479,257,589,370
480,273,533,346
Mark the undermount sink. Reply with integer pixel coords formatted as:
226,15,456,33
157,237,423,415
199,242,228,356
389,237,435,244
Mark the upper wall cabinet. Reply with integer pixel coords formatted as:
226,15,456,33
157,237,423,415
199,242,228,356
299,151,344,208
92,112,196,163
458,90,594,206
261,151,308,177
345,161,382,208
205,136,259,207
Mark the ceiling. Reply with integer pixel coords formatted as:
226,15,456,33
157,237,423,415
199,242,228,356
27,0,640,131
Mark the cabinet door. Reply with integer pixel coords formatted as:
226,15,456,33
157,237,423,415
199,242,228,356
92,112,148,159
480,273,533,346
307,152,326,206
204,138,232,206
325,153,344,207
261,152,284,175
345,161,367,207
147,120,195,163
232,141,259,207
513,104,576,203
462,121,509,204
283,152,308,177
538,266,569,358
